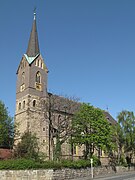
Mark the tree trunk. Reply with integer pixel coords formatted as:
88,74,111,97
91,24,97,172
53,135,61,161
84,142,89,160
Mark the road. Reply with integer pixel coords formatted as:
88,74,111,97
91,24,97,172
94,171,135,180
71,171,135,180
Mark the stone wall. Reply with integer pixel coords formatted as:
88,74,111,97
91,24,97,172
0,166,134,180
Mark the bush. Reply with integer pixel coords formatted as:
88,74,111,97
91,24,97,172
14,132,43,161
91,155,101,166
0,159,93,170
61,159,91,169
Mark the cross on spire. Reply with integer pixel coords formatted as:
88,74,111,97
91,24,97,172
34,7,36,20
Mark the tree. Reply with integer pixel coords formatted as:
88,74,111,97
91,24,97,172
14,131,40,160
72,103,114,160
51,95,80,161
113,123,125,165
117,110,135,160
0,100,14,148
43,93,79,161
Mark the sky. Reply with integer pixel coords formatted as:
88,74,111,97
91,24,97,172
0,0,135,120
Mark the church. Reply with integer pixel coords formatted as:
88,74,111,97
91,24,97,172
15,12,116,160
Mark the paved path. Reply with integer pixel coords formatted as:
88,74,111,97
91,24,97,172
71,171,135,180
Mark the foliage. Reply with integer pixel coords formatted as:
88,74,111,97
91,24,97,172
0,100,14,148
0,159,98,170
72,103,114,159
14,131,41,161
113,123,125,165
89,154,101,166
118,153,127,166
117,110,135,158
53,136,61,161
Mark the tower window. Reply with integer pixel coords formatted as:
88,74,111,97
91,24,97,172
35,59,43,69
43,128,45,131
41,62,44,69
23,101,25,109
37,59,40,67
33,100,36,107
36,72,41,84
18,103,21,110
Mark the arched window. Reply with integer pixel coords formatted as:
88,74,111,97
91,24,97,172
37,59,40,67
33,100,36,107
23,101,25,109
36,72,41,84
22,61,24,68
18,102,21,110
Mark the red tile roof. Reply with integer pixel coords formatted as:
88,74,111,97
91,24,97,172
0,148,12,160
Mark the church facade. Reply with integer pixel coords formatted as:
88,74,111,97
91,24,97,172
15,13,116,160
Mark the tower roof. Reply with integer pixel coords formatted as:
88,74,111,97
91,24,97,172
26,11,40,57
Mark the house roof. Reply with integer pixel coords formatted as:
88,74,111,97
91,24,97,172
0,148,12,160
48,93,117,125
49,93,80,115
104,111,117,125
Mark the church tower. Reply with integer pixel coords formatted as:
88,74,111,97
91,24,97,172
15,12,49,154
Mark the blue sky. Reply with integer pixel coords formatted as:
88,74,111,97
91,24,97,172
0,0,135,119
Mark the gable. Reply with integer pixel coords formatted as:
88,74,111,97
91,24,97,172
16,56,28,74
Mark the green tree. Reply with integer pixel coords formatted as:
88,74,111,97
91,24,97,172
0,100,14,148
117,110,135,159
113,123,125,165
14,131,40,160
72,103,114,160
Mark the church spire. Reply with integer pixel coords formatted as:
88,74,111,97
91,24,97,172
26,10,40,57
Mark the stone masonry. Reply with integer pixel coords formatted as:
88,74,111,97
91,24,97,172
0,166,134,180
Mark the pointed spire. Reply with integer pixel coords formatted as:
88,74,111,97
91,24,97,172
26,9,40,57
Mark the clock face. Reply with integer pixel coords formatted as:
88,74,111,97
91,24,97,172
35,82,42,91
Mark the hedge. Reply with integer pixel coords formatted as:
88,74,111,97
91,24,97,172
0,159,93,170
